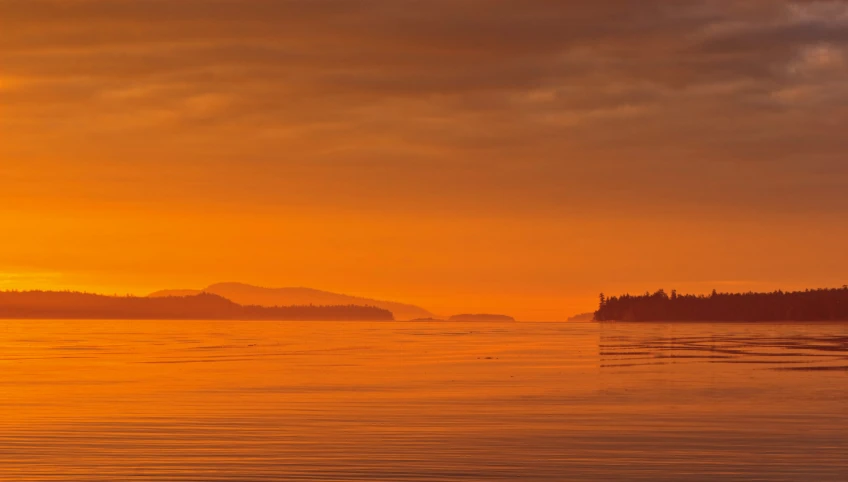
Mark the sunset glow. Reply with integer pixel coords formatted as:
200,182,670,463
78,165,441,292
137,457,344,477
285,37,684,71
2,3,847,481
2,1,847,319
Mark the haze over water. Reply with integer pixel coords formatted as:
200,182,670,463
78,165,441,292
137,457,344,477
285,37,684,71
1,320,845,481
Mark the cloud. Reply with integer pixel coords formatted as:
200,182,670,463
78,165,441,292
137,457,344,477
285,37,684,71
1,0,847,217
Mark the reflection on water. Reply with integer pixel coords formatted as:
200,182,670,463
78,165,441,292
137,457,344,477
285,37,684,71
0,320,845,481
600,324,848,370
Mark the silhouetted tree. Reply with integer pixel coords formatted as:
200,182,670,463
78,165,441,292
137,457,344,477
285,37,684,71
594,286,848,322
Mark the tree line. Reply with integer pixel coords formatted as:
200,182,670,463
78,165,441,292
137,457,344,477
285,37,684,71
594,286,848,322
0,290,394,321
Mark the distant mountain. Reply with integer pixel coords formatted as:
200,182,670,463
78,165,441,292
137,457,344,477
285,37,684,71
150,282,433,321
0,290,392,321
448,313,515,322
567,312,595,322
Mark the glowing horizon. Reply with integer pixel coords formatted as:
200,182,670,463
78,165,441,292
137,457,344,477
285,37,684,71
2,1,847,320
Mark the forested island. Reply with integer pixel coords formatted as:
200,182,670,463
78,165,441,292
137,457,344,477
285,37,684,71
0,291,393,321
594,287,848,322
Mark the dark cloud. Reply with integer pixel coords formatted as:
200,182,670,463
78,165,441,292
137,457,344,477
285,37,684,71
1,0,847,216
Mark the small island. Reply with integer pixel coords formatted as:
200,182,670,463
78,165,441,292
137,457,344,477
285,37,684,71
566,312,594,322
448,314,516,322
594,287,848,322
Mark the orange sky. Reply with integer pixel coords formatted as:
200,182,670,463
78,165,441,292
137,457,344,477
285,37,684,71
2,1,847,320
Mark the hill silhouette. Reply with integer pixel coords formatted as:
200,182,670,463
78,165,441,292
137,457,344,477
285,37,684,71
595,287,848,322
150,282,433,321
0,290,393,321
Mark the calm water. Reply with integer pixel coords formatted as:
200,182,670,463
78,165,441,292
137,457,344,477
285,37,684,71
0,320,845,481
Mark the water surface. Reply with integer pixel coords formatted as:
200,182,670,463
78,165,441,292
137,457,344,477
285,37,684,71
0,320,845,481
